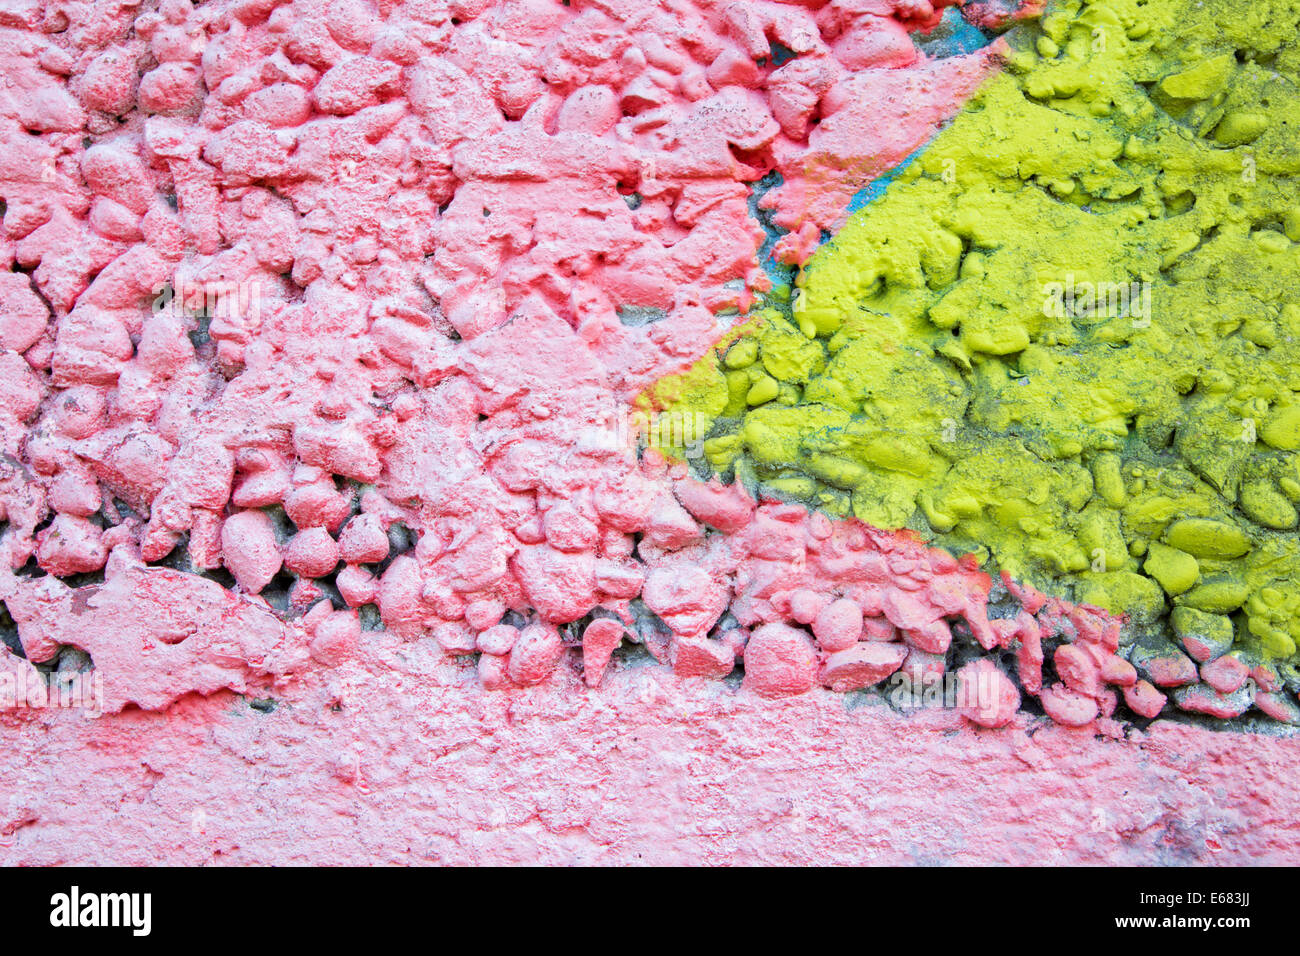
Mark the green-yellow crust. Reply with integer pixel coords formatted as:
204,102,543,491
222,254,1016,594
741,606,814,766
650,0,1300,663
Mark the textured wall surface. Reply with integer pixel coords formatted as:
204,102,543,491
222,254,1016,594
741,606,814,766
3,0,1299,866
3,652,1298,865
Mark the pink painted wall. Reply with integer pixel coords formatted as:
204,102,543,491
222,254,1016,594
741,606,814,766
3,655,1297,864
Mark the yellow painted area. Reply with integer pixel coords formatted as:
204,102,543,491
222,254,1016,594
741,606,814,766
651,0,1300,665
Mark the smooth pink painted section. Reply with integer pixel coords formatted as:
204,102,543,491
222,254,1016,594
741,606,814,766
1,652,1296,865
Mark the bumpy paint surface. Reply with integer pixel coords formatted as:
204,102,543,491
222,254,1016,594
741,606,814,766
657,0,1300,722
0,0,1297,864
0,13,977,645
2,0,1051,726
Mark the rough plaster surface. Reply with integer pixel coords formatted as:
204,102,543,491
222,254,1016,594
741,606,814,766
3,655,1298,865
0,0,1027,722
3,0,1299,865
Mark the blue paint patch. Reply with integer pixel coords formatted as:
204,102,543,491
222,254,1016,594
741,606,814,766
746,109,962,301
747,141,931,298
748,170,798,293
768,41,799,66
844,146,926,216
912,7,996,59
732,5,992,307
